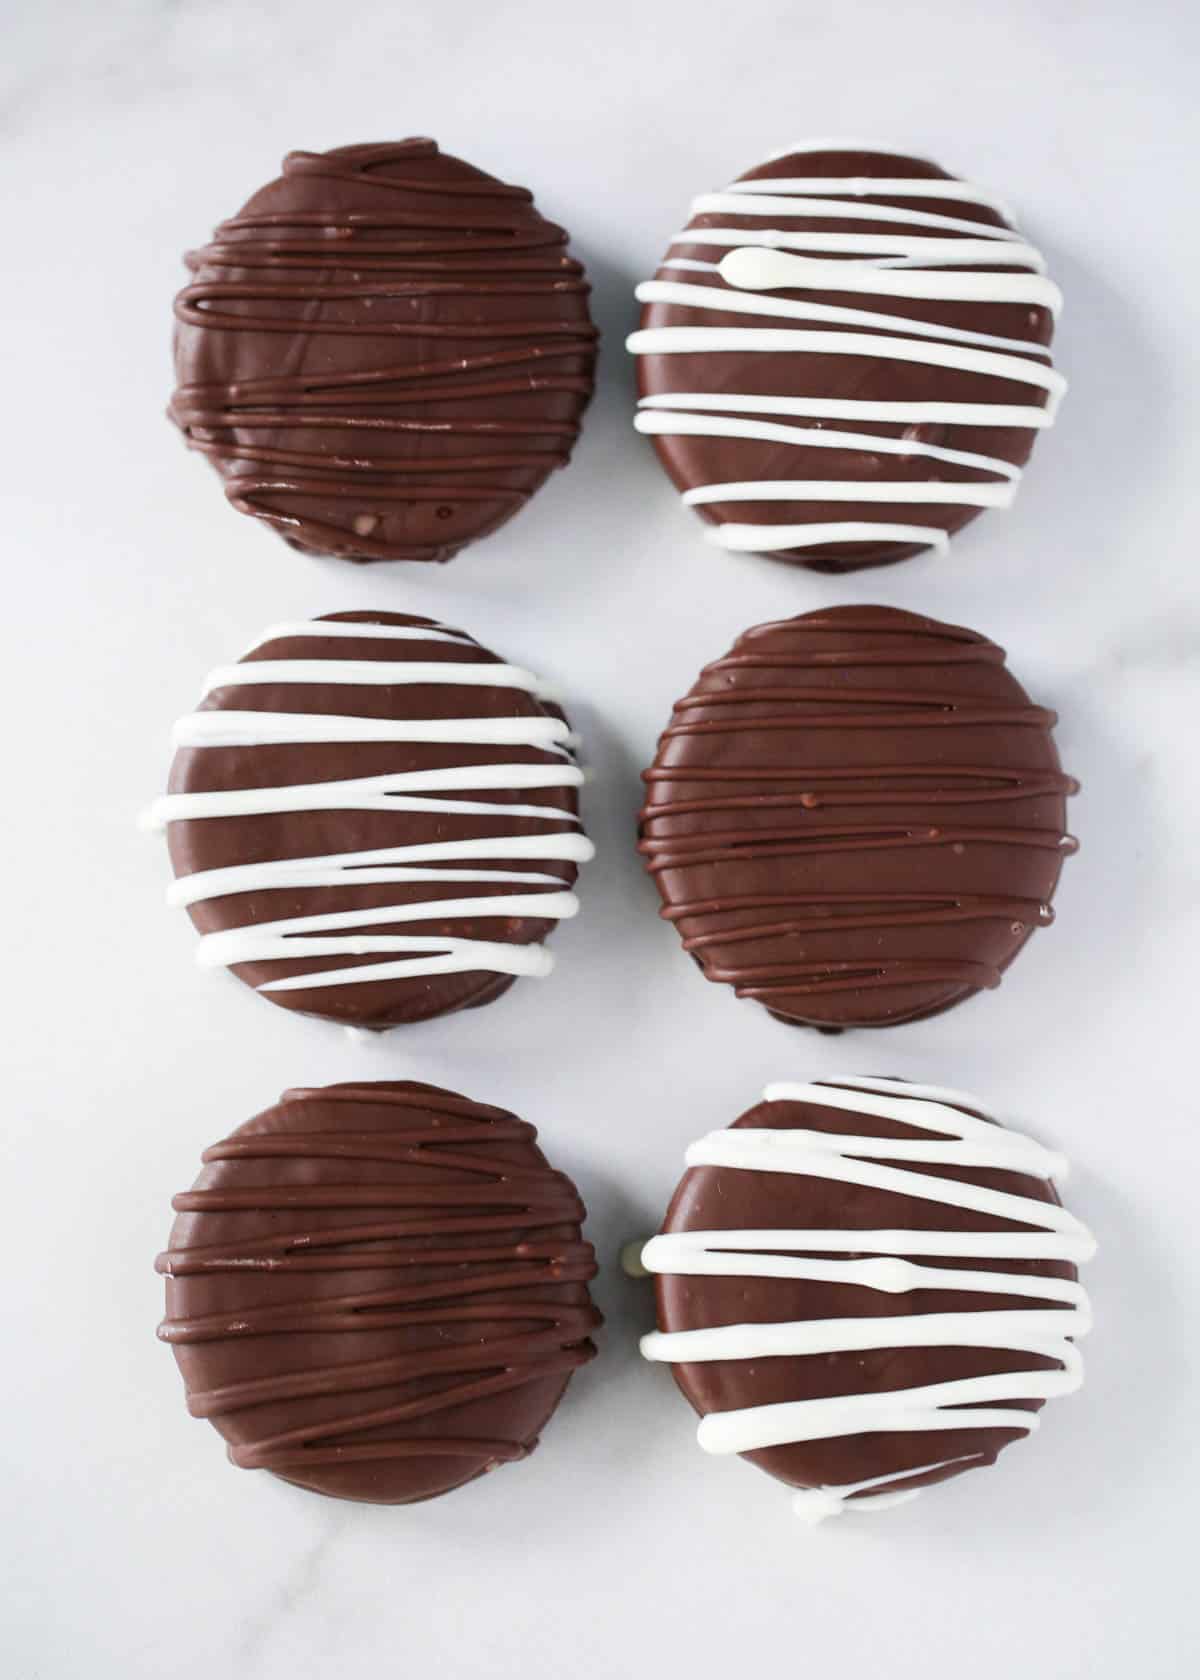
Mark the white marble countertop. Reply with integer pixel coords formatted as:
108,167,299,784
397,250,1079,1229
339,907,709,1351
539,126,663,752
4,2,1198,1676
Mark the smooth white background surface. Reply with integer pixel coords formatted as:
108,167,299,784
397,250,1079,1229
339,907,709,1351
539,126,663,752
3,2,1197,1675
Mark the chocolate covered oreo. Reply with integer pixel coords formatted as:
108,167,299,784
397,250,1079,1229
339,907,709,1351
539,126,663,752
171,140,597,563
637,1077,1094,1520
143,612,592,1029
158,1081,601,1503
639,607,1076,1029
629,141,1063,571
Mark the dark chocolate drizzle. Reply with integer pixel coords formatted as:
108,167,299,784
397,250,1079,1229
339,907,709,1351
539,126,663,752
157,1083,601,1501
639,606,1077,1027
170,140,598,563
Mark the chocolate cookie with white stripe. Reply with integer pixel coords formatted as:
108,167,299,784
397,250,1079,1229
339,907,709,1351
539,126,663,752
639,606,1076,1029
629,141,1063,571
158,1081,602,1503
635,1078,1094,1520
143,612,593,1028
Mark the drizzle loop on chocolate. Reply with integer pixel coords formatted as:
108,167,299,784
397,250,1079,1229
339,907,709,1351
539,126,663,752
171,140,597,563
639,607,1076,1029
629,141,1063,568
640,1078,1094,1521
144,613,593,1025
157,1084,601,1498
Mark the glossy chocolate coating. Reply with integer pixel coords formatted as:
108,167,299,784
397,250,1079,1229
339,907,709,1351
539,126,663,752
171,140,597,563
639,606,1077,1029
157,1082,601,1504
655,1088,1077,1505
636,146,1055,572
165,610,585,1029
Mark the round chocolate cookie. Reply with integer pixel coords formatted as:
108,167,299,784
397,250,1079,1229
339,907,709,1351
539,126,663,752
639,606,1076,1030
143,611,593,1029
170,139,597,563
628,141,1063,571
638,1077,1094,1521
157,1082,601,1503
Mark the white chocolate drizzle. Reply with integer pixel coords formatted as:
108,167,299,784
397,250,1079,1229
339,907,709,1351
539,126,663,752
240,620,478,653
638,1077,1095,1522
197,660,553,699
143,618,593,995
627,145,1065,557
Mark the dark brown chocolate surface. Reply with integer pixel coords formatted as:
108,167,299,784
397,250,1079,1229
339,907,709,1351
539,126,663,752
165,610,586,1029
639,606,1076,1029
655,1086,1077,1506
171,139,597,563
157,1082,601,1504
635,145,1056,572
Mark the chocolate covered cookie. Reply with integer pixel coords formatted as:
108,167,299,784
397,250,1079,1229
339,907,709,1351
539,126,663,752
629,141,1063,571
637,1077,1094,1520
639,606,1076,1030
158,1081,601,1503
143,612,593,1028
171,140,597,563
